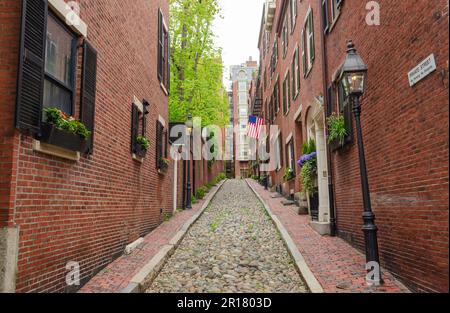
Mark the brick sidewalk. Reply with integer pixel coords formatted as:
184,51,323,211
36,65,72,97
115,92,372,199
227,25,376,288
80,184,222,293
247,179,410,293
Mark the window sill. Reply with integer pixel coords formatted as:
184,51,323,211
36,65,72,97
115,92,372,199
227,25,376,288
160,82,169,96
33,139,80,161
132,154,145,163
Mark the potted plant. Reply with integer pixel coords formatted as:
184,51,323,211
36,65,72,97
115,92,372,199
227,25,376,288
159,157,170,173
135,136,150,157
283,167,295,182
298,139,319,221
327,113,348,151
40,108,91,152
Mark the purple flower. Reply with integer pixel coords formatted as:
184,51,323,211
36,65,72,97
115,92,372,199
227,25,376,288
297,152,317,167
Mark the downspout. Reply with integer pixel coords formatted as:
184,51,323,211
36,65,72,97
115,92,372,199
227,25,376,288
319,0,337,236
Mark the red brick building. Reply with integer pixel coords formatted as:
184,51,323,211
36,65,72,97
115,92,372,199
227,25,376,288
323,0,449,292
256,0,449,292
257,0,331,234
0,0,173,292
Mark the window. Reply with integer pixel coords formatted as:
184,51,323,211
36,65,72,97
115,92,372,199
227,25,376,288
322,0,330,33
302,9,315,77
239,92,247,104
275,133,283,171
239,81,247,91
331,80,353,148
273,78,280,116
286,138,296,175
131,103,148,157
271,38,278,76
158,9,170,91
281,15,289,58
16,1,98,154
283,71,291,115
292,47,300,98
290,0,298,31
43,13,77,116
331,0,342,23
156,120,168,169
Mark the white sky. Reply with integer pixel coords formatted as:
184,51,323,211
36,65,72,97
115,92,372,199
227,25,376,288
213,0,265,89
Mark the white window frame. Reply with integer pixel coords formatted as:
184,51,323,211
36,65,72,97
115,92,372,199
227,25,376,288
290,0,297,32
292,46,300,98
303,7,314,77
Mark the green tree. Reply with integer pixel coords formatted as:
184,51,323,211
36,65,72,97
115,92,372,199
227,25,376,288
169,0,229,127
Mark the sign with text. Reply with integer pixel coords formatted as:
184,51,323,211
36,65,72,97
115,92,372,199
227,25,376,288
408,54,437,87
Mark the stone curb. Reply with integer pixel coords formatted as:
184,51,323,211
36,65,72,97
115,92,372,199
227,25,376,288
245,179,324,293
121,180,227,293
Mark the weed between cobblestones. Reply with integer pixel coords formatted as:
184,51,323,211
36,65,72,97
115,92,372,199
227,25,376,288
146,180,309,293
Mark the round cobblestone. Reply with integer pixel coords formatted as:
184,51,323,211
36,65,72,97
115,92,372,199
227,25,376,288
146,180,309,293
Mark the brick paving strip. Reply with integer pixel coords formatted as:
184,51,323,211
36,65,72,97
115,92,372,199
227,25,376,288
246,179,410,293
80,180,226,293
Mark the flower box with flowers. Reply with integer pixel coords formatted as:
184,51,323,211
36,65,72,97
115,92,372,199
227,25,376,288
158,157,170,173
39,108,91,152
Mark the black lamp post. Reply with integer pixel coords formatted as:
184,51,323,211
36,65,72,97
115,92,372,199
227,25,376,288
185,113,193,210
339,40,381,285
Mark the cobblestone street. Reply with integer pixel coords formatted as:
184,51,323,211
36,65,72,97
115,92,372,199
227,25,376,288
146,180,309,293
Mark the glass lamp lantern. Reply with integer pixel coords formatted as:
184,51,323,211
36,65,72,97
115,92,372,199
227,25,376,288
339,40,368,97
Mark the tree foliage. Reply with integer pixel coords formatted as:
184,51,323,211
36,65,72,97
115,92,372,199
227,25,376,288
169,0,229,127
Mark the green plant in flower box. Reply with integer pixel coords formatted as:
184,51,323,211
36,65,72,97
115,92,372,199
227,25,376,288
327,113,347,146
136,136,150,151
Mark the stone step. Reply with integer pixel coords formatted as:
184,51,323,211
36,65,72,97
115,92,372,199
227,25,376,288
292,206,309,215
282,200,296,206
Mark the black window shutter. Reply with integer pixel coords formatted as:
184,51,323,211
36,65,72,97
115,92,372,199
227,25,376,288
131,104,139,154
157,10,163,82
156,121,163,169
343,98,353,144
16,0,48,133
326,84,333,117
81,41,98,154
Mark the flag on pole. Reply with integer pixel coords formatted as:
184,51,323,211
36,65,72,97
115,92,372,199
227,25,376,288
247,115,265,140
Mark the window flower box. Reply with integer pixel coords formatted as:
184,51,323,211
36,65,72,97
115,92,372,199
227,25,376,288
39,122,87,152
133,144,147,158
158,158,170,174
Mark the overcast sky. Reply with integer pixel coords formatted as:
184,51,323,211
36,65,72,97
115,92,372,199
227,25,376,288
212,0,265,89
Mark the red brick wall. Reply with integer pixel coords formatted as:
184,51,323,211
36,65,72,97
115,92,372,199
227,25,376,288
4,0,173,292
259,0,325,194
325,0,449,292
0,0,21,228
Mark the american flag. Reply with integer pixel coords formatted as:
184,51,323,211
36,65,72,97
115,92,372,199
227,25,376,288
247,115,265,140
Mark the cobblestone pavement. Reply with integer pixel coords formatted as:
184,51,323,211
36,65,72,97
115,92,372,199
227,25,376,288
147,180,309,293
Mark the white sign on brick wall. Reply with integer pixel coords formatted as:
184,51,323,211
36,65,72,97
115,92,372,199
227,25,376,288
408,54,437,87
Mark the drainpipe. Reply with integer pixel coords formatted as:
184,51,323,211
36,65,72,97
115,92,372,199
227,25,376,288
319,0,337,236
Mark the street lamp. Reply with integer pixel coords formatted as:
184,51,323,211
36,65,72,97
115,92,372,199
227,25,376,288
185,113,193,209
339,40,382,285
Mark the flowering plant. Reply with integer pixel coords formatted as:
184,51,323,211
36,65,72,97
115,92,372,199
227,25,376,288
297,141,318,193
297,152,317,168
44,107,91,139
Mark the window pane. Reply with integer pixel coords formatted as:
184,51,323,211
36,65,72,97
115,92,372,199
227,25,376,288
45,15,74,86
43,79,72,114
